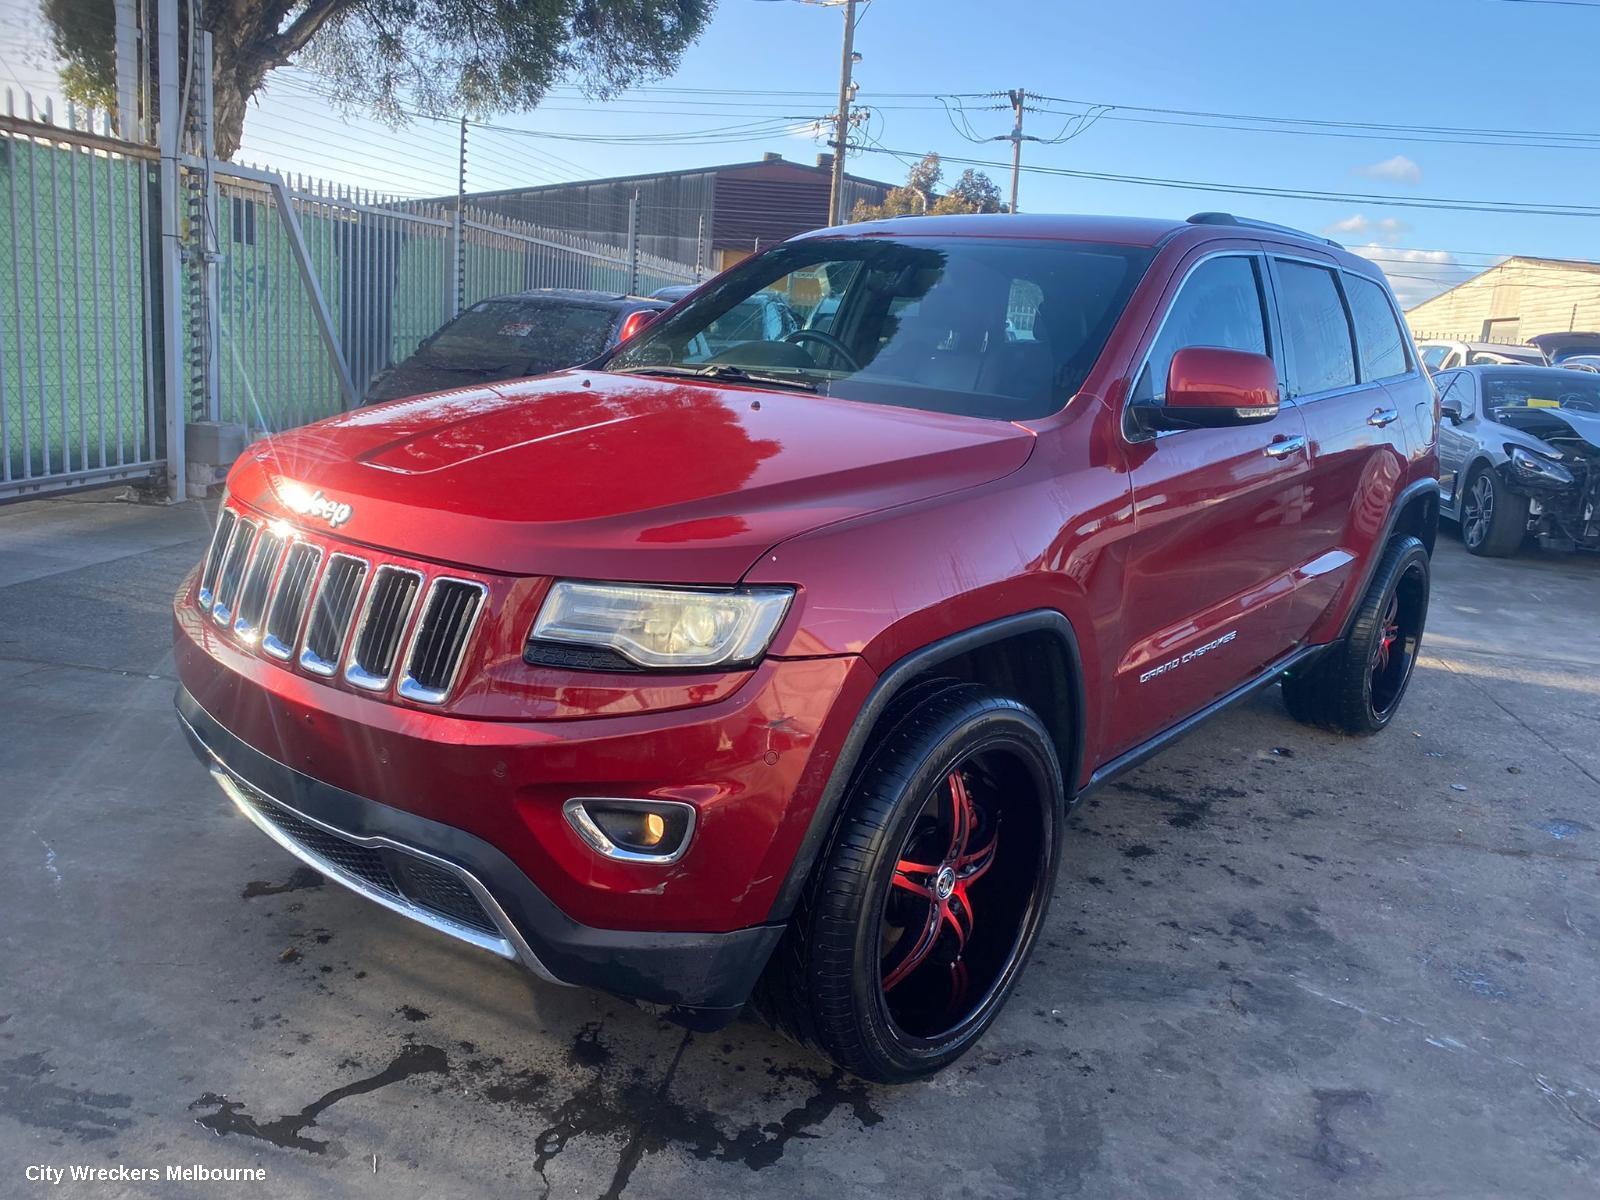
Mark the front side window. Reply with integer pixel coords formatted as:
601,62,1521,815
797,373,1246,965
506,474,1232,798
1345,274,1410,380
1275,261,1358,397
1420,345,1451,372
1132,255,1269,405
605,237,1154,421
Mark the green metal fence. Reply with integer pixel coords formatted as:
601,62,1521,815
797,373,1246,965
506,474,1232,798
0,113,159,495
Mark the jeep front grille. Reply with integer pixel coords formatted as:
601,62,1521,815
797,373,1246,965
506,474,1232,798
345,566,423,691
198,507,238,610
399,579,487,704
210,518,258,627
300,554,369,676
196,502,493,705
233,530,287,643
261,542,322,660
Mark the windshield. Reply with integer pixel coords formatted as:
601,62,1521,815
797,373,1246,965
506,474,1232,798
422,300,617,371
1483,371,1600,414
604,237,1154,420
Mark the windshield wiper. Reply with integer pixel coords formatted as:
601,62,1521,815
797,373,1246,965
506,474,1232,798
612,363,818,393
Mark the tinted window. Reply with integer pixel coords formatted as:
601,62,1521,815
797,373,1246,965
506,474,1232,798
608,238,1155,421
1420,345,1450,371
1276,261,1357,396
1345,274,1409,380
1133,256,1269,404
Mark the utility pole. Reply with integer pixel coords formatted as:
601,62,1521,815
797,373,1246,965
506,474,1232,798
451,116,466,315
1007,87,1026,214
827,0,858,227
156,0,185,500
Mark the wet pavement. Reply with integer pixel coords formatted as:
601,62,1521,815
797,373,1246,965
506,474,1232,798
2,491,1598,1198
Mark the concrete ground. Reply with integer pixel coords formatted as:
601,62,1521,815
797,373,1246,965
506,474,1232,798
2,491,1598,1199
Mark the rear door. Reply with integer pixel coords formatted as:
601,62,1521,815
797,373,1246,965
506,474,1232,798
1107,248,1318,755
1267,256,1414,641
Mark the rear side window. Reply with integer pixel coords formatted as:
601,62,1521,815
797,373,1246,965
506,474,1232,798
1420,345,1450,371
1134,255,1269,404
1345,274,1410,380
1275,260,1357,396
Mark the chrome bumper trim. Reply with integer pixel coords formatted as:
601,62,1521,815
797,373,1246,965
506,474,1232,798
183,714,566,985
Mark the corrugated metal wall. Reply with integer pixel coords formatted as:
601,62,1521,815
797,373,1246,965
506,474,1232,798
469,172,715,268
1406,258,1600,342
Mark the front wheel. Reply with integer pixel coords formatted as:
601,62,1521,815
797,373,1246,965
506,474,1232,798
759,683,1062,1083
1460,466,1528,557
1282,535,1430,735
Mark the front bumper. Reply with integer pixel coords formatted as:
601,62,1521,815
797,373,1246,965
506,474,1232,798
178,687,785,1028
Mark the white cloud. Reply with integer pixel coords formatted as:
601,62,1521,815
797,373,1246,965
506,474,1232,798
1347,243,1467,308
1324,214,1411,243
1354,155,1423,186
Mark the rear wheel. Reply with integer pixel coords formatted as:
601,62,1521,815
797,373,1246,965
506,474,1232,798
758,683,1062,1083
1460,466,1527,557
1282,536,1430,735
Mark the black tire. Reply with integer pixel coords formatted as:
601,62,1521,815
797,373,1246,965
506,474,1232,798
757,682,1063,1083
1459,465,1527,557
1281,536,1430,736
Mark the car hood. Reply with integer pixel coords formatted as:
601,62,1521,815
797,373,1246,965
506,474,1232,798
225,371,1036,583
1496,403,1600,455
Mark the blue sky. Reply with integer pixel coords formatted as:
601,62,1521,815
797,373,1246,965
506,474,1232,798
4,0,1597,305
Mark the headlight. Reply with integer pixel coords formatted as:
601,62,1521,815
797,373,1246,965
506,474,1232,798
1508,445,1575,486
528,581,794,670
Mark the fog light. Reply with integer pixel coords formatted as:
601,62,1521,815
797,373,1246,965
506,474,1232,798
563,798,696,864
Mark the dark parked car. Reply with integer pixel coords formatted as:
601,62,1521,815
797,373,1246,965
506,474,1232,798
362,289,667,404
1435,364,1600,554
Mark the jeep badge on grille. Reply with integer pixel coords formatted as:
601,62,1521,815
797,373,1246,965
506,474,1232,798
279,482,353,528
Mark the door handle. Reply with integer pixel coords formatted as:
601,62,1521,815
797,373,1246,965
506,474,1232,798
1263,435,1307,459
1367,407,1400,427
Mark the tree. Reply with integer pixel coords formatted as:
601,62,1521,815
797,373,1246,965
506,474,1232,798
43,0,714,159
934,168,1003,215
850,152,1004,222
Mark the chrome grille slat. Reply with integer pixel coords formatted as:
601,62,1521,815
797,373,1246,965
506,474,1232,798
344,566,423,691
233,530,287,643
299,554,369,676
197,508,237,610
262,542,322,660
398,579,487,705
210,519,259,627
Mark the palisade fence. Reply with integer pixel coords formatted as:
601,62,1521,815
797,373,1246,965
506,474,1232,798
0,87,701,500
0,98,161,495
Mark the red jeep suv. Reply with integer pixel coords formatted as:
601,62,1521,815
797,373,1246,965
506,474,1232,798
174,212,1438,1082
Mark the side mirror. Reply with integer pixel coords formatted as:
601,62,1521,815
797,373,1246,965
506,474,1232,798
1132,347,1280,434
617,310,659,343
1439,395,1464,424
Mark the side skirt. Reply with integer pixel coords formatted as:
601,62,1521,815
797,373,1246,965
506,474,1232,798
1078,643,1328,798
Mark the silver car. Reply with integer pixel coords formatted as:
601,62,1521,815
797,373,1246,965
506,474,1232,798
1435,365,1600,555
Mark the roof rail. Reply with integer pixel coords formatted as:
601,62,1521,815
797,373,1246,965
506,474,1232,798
1187,211,1341,248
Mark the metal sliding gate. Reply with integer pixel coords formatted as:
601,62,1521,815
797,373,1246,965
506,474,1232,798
1,102,162,499
2,81,701,503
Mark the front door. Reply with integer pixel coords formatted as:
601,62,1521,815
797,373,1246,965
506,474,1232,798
1434,370,1479,511
1107,250,1320,757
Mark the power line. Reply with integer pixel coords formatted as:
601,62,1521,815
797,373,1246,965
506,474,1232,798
851,143,1600,218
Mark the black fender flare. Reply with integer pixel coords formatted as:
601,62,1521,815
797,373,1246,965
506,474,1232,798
1339,476,1440,641
764,609,1086,923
